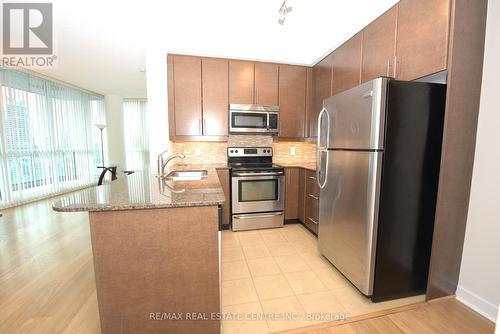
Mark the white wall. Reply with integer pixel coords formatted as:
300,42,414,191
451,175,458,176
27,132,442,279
146,47,170,168
457,0,500,323
104,94,126,170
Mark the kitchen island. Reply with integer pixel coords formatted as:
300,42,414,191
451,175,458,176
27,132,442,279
53,164,226,334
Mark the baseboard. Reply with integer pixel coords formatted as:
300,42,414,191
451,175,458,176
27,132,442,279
456,285,498,322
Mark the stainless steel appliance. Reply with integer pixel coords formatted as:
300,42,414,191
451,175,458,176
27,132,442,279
229,147,284,231
317,77,447,302
229,104,279,134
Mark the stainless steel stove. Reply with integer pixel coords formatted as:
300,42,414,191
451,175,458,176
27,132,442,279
228,147,284,231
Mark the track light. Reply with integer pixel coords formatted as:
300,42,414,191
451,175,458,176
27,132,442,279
278,0,293,25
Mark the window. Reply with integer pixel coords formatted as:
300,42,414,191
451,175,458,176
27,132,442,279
123,99,149,170
0,68,106,208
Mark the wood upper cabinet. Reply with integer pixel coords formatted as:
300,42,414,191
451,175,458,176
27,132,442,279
172,55,202,136
310,53,334,137
396,0,450,80
361,6,398,83
285,168,300,220
279,65,307,138
229,60,254,104
332,32,363,96
254,62,279,105
202,58,228,136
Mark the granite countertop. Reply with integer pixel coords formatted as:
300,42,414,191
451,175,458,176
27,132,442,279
52,164,228,212
275,162,317,171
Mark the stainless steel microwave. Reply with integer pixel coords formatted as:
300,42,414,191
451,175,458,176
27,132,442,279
229,104,279,134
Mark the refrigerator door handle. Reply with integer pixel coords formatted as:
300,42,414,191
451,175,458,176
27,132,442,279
316,107,329,150
316,150,329,189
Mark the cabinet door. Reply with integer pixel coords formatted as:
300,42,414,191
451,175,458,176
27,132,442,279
396,0,450,80
216,168,231,227
361,6,397,83
285,168,300,220
202,58,229,136
279,65,307,138
254,62,279,105
332,33,363,96
310,53,334,137
298,168,306,224
173,55,202,136
229,60,254,104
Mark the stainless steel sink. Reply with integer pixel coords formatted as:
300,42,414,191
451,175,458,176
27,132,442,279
163,169,208,181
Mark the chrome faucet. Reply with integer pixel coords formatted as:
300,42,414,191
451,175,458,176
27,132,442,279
157,151,185,178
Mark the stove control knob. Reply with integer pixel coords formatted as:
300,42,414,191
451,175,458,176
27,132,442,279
235,150,239,153
230,150,234,153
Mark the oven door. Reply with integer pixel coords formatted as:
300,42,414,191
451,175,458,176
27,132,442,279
231,170,284,214
230,110,270,133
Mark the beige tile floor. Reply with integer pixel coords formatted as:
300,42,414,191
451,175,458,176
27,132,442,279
221,224,424,334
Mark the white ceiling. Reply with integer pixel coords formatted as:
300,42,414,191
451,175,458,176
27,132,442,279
37,0,399,98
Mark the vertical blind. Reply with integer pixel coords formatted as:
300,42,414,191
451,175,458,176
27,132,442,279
123,99,149,170
0,68,106,208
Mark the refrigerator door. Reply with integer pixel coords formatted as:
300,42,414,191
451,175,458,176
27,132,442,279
324,78,388,150
318,150,383,295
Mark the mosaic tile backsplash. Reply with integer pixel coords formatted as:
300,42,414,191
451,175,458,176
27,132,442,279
169,136,317,165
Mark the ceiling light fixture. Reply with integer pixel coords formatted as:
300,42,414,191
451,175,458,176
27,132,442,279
278,0,293,25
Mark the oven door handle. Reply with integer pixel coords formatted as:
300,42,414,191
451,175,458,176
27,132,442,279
233,212,284,219
232,171,284,177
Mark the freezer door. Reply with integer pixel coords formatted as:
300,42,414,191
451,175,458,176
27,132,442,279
318,150,383,296
324,78,387,150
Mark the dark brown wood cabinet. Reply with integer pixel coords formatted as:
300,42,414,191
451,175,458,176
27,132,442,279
216,168,231,227
396,0,450,80
255,62,279,105
303,169,319,235
279,65,307,138
229,60,254,104
202,58,229,136
310,53,334,137
361,6,398,83
332,32,363,96
171,55,202,136
285,168,300,220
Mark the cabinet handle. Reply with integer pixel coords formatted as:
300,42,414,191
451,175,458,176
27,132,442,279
386,59,390,77
307,217,319,225
308,176,316,180
308,194,319,200
199,118,202,135
203,117,206,135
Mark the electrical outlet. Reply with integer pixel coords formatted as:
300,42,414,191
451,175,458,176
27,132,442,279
195,148,202,156
289,147,297,156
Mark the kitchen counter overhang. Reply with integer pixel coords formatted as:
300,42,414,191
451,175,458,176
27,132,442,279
52,164,228,212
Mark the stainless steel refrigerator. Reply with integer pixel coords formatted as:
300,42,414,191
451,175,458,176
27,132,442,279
316,77,446,302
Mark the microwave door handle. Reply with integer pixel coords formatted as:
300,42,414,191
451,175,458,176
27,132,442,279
267,113,270,130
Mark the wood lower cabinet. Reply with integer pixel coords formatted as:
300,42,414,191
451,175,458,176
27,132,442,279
216,168,231,227
229,60,254,104
255,62,279,105
332,32,363,96
285,168,300,220
285,168,319,236
396,0,451,80
279,65,307,138
303,169,319,235
310,53,334,137
361,5,398,83
202,58,228,136
171,55,202,136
